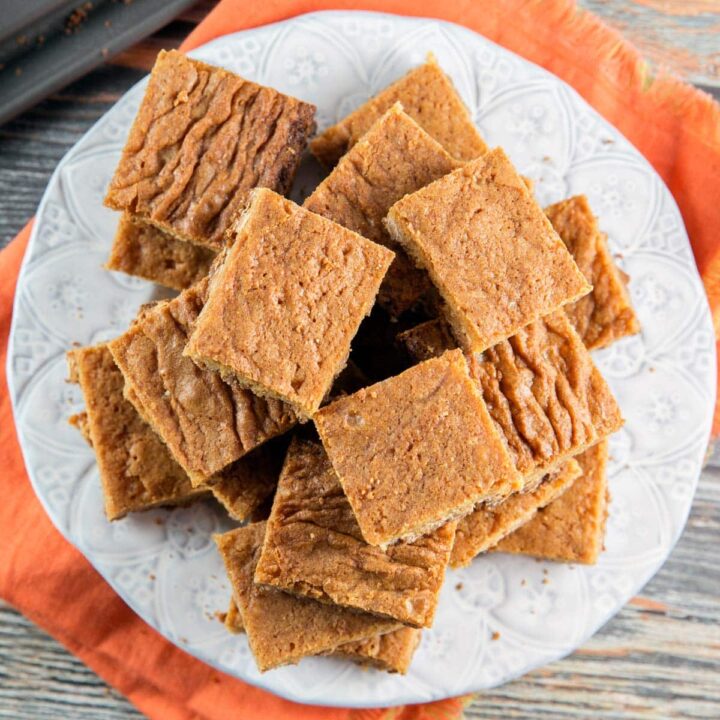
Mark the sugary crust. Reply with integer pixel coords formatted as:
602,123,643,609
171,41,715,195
104,50,316,248
492,442,610,564
185,189,394,419
310,56,486,166
314,349,520,546
545,195,640,350
214,522,399,672
67,345,206,520
255,438,456,628
106,213,216,291
385,148,591,352
450,458,581,568
304,105,460,316
108,277,297,485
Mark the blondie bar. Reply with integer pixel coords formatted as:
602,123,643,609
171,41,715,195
398,313,623,485
255,438,456,627
215,522,399,671
314,349,520,546
67,345,206,520
185,189,394,419
311,55,486,166
104,50,315,249
493,442,609,564
546,195,640,350
108,277,297,485
385,148,591,352
450,459,581,568
106,214,216,291
304,105,460,316
224,596,420,674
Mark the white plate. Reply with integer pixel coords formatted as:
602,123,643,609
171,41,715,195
7,10,715,709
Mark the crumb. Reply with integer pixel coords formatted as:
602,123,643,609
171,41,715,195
542,155,551,162
455,582,463,591
104,20,112,28
37,35,45,46
101,48,109,58
214,610,227,623
149,573,156,580
16,35,28,46
649,367,656,373
542,578,549,585
15,67,22,77
491,631,501,641
521,579,527,586
543,568,548,575
154,517,164,525
601,138,614,145
65,3,94,34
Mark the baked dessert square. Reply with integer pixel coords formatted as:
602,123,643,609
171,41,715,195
385,148,591,352
255,438,456,628
493,441,610,564
214,522,399,671
329,627,421,674
185,189,394,419
69,346,283,522
546,195,640,350
104,50,316,249
209,438,286,522
398,313,623,486
109,277,297,485
106,213,216,291
314,349,520,546
311,55,486,166
450,458,581,568
67,344,206,520
304,104,460,316
224,595,420,674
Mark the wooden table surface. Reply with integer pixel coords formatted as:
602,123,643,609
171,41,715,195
1,2,719,718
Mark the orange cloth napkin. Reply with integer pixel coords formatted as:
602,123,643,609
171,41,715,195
0,2,718,719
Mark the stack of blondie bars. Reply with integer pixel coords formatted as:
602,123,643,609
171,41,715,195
68,49,639,675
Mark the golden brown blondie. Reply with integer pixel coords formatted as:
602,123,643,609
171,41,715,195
224,596,420,674
108,277,297,485
106,214,216,291
255,438,456,628
546,195,640,350
185,189,394,419
385,149,591,352
215,522,399,672
67,345,206,520
450,459,581,568
104,50,315,249
314,349,520,546
311,55,486,166
493,442,610,564
398,313,623,486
